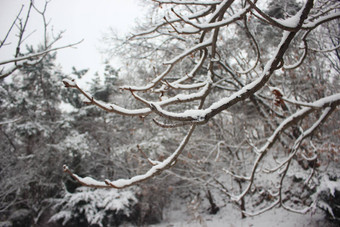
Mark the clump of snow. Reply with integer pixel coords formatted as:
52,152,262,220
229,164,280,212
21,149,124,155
59,101,77,113
317,175,340,198
75,175,108,187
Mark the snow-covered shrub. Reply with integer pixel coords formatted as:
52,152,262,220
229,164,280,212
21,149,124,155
49,187,138,227
316,174,340,223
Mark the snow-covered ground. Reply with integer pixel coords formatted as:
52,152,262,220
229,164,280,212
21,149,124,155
150,200,336,227
154,208,333,227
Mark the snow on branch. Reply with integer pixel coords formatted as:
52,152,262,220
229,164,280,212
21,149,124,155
120,65,173,92
63,78,211,117
164,38,213,65
265,106,334,173
175,6,251,30
63,78,151,116
120,41,211,92
235,16,261,74
142,32,309,122
63,165,110,188
155,48,208,92
129,7,213,39
303,11,340,29
64,125,196,189
231,94,340,202
245,0,307,31
308,43,340,53
283,40,308,70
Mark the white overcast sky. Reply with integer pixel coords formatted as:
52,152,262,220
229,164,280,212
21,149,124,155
0,0,145,76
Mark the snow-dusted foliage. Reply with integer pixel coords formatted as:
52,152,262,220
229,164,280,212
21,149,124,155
316,174,340,222
50,187,138,227
59,130,91,158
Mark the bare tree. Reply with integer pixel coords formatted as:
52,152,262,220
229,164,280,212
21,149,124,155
0,0,81,80
63,0,340,215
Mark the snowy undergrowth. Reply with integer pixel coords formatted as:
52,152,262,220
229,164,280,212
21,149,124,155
316,174,340,222
49,186,138,227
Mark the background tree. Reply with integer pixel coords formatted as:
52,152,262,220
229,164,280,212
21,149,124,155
0,0,81,225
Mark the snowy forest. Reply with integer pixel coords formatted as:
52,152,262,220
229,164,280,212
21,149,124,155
0,0,340,226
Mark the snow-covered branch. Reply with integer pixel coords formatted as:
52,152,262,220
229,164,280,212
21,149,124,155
62,0,340,217
63,78,211,117
64,125,197,189
231,94,340,202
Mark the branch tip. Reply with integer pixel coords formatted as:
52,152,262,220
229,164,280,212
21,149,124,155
62,79,76,88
